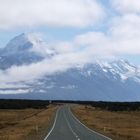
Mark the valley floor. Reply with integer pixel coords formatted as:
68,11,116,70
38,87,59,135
0,105,57,140
72,105,140,140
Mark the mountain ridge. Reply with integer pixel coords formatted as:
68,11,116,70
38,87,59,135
0,33,140,101
0,33,55,69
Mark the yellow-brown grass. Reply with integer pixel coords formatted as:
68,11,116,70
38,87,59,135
72,105,140,140
0,104,57,140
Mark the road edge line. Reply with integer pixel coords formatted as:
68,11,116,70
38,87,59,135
69,107,112,140
44,107,59,140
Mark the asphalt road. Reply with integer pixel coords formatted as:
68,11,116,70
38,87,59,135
44,105,112,140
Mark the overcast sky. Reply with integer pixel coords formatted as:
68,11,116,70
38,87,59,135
0,0,140,93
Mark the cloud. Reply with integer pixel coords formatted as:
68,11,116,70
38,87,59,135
74,23,140,56
0,83,29,89
109,0,140,55
1,12,140,86
1,0,140,94
1,14,140,85
0,0,105,29
0,89,30,94
55,13,140,58
111,0,140,14
110,14,140,38
0,53,91,83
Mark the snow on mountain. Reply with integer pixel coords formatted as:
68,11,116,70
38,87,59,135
0,33,140,101
1,60,139,101
34,61,140,101
0,59,140,101
0,33,55,69
3,33,54,56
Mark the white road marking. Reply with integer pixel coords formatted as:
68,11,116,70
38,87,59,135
44,108,60,140
64,111,80,140
69,107,112,140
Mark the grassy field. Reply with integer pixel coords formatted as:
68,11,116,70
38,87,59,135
72,105,140,140
0,104,57,140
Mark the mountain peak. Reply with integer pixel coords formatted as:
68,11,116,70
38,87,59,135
3,33,55,57
4,33,33,53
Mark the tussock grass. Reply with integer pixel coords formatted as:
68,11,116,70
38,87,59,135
0,104,57,140
72,105,140,140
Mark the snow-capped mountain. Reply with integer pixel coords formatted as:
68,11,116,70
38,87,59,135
0,33,55,69
26,60,140,101
0,33,140,101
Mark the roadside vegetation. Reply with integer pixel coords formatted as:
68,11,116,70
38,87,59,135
0,99,50,109
0,99,57,140
0,99,140,140
52,100,140,111
72,103,140,140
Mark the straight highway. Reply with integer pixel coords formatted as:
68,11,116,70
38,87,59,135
44,105,112,140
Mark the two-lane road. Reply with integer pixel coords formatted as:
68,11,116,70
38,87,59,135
44,105,112,140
